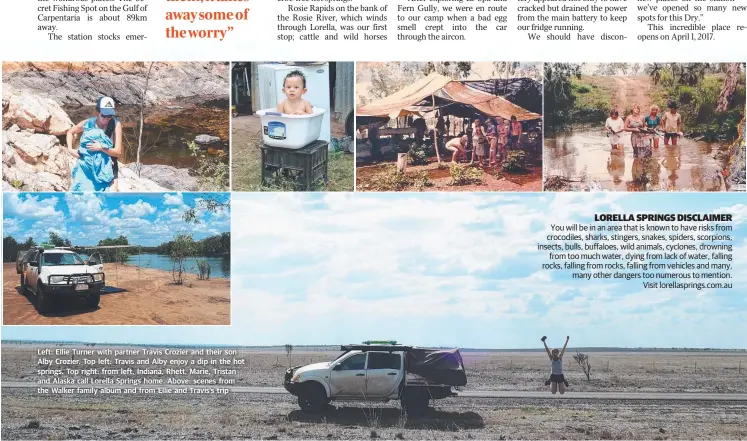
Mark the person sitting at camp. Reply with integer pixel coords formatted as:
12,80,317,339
445,135,468,163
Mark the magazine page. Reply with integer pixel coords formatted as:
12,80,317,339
1,0,746,440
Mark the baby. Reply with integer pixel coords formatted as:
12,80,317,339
277,70,313,115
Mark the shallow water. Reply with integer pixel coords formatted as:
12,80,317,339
64,99,229,169
544,126,730,191
124,254,230,278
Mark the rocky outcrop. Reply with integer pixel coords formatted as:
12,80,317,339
2,62,228,106
2,85,73,135
195,134,221,146
123,163,198,191
2,90,172,192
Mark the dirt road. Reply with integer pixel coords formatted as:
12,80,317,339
5,382,747,401
612,76,652,111
3,263,230,325
3,389,746,440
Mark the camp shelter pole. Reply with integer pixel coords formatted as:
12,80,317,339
432,93,442,163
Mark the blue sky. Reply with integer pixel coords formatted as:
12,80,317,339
3,192,746,349
2,192,230,247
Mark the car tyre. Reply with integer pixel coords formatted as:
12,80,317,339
20,274,25,290
36,284,53,314
86,292,101,309
298,383,327,413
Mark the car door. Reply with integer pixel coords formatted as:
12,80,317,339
86,252,104,275
26,251,39,291
328,353,367,397
365,352,402,397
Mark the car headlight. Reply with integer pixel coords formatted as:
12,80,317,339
291,374,300,382
49,276,65,284
93,273,104,282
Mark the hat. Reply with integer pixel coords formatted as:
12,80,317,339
97,96,116,116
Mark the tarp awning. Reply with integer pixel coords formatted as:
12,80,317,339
356,72,541,122
438,82,541,121
405,348,467,387
355,73,452,119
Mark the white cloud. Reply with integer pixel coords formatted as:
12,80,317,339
714,204,747,224
4,194,62,218
65,193,116,223
120,200,157,218
163,192,185,206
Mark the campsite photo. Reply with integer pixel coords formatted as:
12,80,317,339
355,62,543,192
4,192,739,439
544,63,746,192
2,192,231,325
231,62,355,191
2,62,230,192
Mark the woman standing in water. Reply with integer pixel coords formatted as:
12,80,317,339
542,335,570,394
604,109,624,151
645,105,662,150
625,104,649,158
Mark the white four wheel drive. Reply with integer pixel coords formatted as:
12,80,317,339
16,247,105,314
284,343,467,414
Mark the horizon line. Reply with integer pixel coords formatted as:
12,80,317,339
2,340,745,352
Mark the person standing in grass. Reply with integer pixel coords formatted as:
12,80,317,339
542,335,570,394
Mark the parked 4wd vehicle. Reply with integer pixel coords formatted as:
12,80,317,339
17,247,105,313
284,343,467,414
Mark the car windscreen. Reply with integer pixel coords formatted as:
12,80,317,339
41,253,84,266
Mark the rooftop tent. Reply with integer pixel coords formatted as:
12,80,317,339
356,72,453,119
405,348,467,387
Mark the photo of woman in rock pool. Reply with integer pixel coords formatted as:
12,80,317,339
2,62,230,192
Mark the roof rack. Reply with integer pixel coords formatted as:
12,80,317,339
340,344,413,352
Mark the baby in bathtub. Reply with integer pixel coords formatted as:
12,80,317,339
277,70,313,115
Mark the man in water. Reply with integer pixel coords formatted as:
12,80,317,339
660,101,683,146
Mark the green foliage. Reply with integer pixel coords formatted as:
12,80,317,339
188,141,229,191
364,165,430,191
11,180,23,189
195,259,211,280
142,232,230,257
449,164,482,186
576,85,590,94
182,196,230,225
407,143,429,166
502,151,530,173
96,236,131,263
169,233,196,285
544,63,583,132
48,232,71,247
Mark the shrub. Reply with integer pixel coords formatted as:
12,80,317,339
573,351,592,380
576,85,591,94
195,259,211,280
502,151,529,173
449,164,482,186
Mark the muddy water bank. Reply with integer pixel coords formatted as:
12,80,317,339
63,98,229,169
544,125,731,191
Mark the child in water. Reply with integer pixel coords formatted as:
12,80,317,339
277,70,313,115
542,335,570,394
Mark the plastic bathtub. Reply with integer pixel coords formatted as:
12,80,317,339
256,107,326,149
